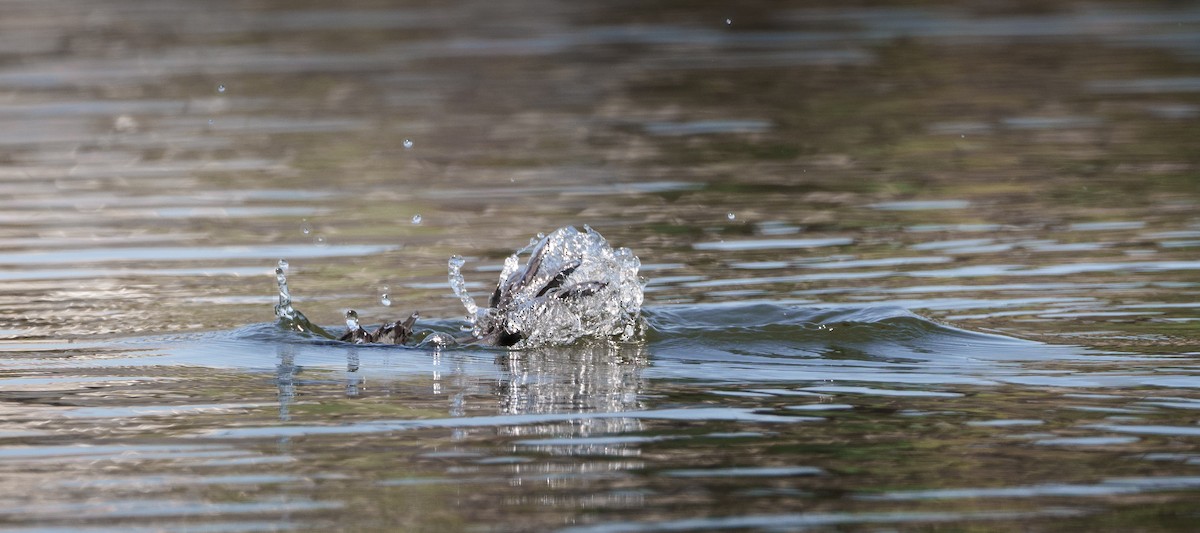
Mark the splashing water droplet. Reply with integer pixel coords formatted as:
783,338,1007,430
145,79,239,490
301,219,311,235
412,214,422,224
725,18,732,25
208,119,214,126
403,139,414,149
314,236,326,245
274,259,294,320
448,255,479,326
381,292,391,307
727,212,736,220
270,259,337,339
344,309,361,330
217,84,226,93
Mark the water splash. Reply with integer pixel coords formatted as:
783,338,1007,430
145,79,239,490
457,226,645,347
448,255,480,329
341,309,367,344
272,259,333,339
273,260,293,320
268,227,643,348
499,254,520,287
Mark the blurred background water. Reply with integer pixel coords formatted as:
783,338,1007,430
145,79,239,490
1,0,1199,531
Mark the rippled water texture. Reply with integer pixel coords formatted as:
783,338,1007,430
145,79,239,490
2,0,1199,531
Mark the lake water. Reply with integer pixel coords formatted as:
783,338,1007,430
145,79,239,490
1,0,1199,531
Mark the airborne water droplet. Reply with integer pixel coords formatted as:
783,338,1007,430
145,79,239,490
412,214,422,224
277,259,289,273
727,212,736,220
345,309,361,330
381,288,391,307
725,18,732,25
314,235,326,245
301,219,311,235
403,139,414,149
217,84,226,93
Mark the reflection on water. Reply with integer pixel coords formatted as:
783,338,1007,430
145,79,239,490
2,0,1200,530
499,342,647,441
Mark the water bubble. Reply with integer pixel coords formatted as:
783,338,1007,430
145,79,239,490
217,84,226,93
727,212,736,220
424,332,453,348
412,214,422,224
403,139,414,149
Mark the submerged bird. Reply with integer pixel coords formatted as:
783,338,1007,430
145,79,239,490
276,226,644,348
451,226,644,347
